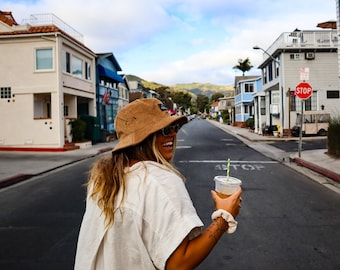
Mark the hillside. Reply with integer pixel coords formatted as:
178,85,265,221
125,75,234,98
172,82,234,98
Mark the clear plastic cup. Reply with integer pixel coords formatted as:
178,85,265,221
214,176,242,198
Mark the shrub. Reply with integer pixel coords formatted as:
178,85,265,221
221,110,230,123
245,117,254,129
69,118,87,142
327,115,340,158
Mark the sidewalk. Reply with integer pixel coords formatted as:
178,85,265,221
209,120,340,193
0,121,339,193
0,142,117,188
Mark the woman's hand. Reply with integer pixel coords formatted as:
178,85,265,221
211,188,242,218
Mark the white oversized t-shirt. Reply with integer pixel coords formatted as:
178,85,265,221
74,161,203,270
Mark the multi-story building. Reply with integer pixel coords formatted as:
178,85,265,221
218,96,235,124
96,53,129,137
0,12,97,149
0,12,129,148
255,29,338,136
337,0,340,91
234,75,262,127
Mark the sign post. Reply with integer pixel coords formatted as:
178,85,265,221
295,82,313,157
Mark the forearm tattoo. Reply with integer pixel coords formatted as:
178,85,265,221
207,217,228,241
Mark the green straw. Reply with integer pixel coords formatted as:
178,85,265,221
226,158,230,181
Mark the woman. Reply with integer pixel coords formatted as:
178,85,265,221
75,98,242,270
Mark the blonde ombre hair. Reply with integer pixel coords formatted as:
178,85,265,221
87,132,184,227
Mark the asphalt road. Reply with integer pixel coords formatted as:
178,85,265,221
0,119,339,270
0,158,93,270
176,119,340,270
270,138,327,152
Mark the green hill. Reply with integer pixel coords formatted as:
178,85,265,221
172,82,234,98
125,75,234,98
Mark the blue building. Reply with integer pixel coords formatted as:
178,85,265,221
96,53,129,138
234,76,262,127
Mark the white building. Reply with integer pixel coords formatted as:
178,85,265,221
337,0,340,91
0,12,96,149
255,29,338,136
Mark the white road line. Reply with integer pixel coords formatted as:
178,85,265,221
178,160,278,163
176,146,192,149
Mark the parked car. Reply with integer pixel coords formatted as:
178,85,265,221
291,111,330,137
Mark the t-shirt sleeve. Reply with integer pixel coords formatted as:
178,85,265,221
141,165,204,269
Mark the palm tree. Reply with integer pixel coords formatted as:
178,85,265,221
233,58,253,76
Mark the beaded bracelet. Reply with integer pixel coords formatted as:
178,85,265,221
211,209,238,234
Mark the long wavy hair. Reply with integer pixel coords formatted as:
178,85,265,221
86,132,183,227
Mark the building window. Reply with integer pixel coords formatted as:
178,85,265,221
327,90,339,99
263,68,267,84
36,48,53,70
295,91,317,112
268,63,273,81
0,87,11,99
290,53,300,60
272,92,280,104
34,93,51,119
72,55,83,78
245,83,254,93
244,105,249,113
260,96,266,115
290,95,296,111
235,105,241,114
235,85,240,95
62,51,71,73
275,56,280,77
85,62,91,80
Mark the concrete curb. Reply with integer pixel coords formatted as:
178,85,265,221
0,174,34,188
293,157,340,183
0,146,114,189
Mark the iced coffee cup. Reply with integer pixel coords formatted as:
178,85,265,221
214,176,242,198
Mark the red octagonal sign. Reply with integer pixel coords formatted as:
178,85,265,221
295,82,313,99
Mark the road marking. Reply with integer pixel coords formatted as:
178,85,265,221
177,160,278,171
176,146,192,149
215,163,267,171
178,160,277,163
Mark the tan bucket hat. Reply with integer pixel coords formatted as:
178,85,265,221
113,98,188,152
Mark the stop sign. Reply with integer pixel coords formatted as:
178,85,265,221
295,82,313,99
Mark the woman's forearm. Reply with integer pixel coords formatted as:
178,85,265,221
166,217,228,270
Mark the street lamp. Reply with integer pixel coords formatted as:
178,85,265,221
253,45,284,138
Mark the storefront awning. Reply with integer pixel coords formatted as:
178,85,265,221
98,65,124,83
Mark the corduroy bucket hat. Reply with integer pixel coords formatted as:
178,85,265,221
113,98,188,152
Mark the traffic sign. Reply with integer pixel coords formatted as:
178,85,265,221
295,82,312,99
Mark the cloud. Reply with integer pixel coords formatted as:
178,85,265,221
2,0,336,85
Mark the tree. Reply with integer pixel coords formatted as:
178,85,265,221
196,94,209,113
233,57,253,76
172,91,192,113
210,92,224,102
155,86,172,109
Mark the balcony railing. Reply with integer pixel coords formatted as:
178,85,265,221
21,13,84,43
264,30,338,57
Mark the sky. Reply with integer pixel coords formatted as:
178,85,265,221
2,0,337,86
